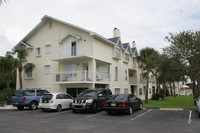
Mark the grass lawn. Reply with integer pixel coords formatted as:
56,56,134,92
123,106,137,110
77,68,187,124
144,95,196,109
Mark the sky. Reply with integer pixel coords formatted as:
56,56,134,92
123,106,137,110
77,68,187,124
0,0,200,56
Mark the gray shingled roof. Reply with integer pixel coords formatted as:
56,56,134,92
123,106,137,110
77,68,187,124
123,43,129,49
108,37,120,44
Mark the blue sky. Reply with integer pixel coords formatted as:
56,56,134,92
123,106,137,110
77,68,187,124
0,0,200,56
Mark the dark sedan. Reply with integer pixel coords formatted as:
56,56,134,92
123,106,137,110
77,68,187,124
103,94,143,115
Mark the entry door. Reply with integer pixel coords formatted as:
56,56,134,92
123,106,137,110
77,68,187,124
63,42,71,57
82,63,89,80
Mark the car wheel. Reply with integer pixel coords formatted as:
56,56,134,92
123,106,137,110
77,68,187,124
92,103,97,113
139,103,143,110
127,107,133,115
56,104,62,112
198,112,200,118
17,106,24,110
29,101,37,110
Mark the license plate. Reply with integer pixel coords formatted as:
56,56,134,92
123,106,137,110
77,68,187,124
111,103,116,106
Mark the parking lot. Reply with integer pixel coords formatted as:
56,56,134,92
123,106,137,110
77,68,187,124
0,108,200,133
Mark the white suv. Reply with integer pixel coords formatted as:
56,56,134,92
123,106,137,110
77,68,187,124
39,93,73,112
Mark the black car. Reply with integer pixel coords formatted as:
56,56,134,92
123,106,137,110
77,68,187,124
103,94,143,115
71,88,112,113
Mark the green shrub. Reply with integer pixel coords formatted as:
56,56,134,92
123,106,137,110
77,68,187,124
151,89,166,100
0,88,15,106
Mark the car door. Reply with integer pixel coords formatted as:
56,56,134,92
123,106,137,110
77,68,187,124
63,94,73,109
129,95,138,109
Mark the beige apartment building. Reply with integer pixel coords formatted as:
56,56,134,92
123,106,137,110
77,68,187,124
14,15,155,99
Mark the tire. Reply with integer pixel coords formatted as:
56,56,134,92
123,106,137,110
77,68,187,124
92,103,97,113
139,103,143,110
198,112,200,118
17,106,24,110
127,107,133,115
29,101,37,110
56,105,62,112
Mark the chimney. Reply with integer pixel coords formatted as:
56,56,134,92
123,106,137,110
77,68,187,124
113,28,121,38
132,41,136,48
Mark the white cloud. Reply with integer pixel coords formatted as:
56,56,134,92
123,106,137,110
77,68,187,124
0,0,200,56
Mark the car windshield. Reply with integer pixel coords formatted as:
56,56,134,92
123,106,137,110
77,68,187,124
13,90,25,96
110,95,128,102
79,90,97,97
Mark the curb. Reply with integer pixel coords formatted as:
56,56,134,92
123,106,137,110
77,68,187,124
159,108,183,111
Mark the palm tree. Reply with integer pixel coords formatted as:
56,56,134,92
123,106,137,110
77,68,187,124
137,47,159,103
24,63,35,77
0,54,18,89
14,47,35,89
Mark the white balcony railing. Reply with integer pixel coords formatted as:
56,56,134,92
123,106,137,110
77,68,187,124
52,71,93,82
54,44,93,60
96,72,111,82
129,78,137,84
52,71,111,83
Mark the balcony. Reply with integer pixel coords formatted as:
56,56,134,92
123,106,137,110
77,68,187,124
129,78,137,85
52,70,111,83
54,44,93,61
96,72,110,83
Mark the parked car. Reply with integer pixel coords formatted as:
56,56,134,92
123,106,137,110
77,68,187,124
103,94,143,115
195,96,200,118
12,88,49,110
38,93,73,112
71,88,112,113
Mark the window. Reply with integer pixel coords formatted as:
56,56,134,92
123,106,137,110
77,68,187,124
25,71,33,79
44,65,51,75
125,69,128,81
115,47,121,59
71,42,76,56
115,88,120,95
115,66,118,81
45,44,51,54
139,88,143,96
64,64,77,76
37,90,49,96
36,47,41,56
149,88,152,94
125,52,129,62
124,88,129,94
25,90,35,96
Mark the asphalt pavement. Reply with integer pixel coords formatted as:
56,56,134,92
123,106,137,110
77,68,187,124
0,108,200,133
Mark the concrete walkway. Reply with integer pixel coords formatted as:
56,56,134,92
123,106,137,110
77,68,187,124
0,105,16,110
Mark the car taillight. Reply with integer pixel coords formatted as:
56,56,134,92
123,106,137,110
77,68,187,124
50,99,53,103
23,97,26,101
103,103,109,107
119,104,127,107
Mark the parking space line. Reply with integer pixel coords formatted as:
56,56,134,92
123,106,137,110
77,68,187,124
188,110,192,124
86,112,105,118
131,109,152,121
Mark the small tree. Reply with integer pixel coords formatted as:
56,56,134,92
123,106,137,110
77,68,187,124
137,47,159,103
0,54,17,89
14,47,35,89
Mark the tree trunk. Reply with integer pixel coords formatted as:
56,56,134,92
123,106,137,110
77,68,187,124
173,82,176,97
169,83,173,96
145,71,150,104
18,64,23,89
